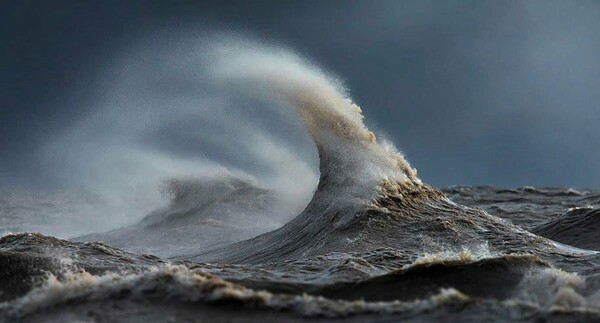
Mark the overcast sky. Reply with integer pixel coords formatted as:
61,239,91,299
2,0,600,189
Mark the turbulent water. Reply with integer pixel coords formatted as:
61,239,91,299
2,36,600,322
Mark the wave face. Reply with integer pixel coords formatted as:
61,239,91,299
200,39,421,231
533,207,600,250
183,40,560,265
75,176,283,257
3,34,600,322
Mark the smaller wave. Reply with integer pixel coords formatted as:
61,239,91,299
144,176,276,228
533,207,600,250
75,176,283,257
5,233,600,322
514,267,588,308
0,264,479,321
236,254,549,302
4,256,599,322
0,232,164,302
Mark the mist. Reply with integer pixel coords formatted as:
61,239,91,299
2,0,600,188
5,32,326,237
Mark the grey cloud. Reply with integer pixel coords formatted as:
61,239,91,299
1,0,599,189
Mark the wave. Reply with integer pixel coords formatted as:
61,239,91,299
56,35,592,266
442,186,600,230
3,234,600,322
180,40,566,264
36,35,571,264
0,233,164,303
0,263,479,321
228,254,549,302
64,36,425,259
6,33,600,321
73,176,291,257
533,207,600,250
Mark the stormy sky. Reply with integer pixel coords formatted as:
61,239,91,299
2,0,600,189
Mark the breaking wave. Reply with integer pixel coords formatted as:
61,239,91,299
58,34,424,257
4,32,600,321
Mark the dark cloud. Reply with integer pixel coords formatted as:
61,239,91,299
2,0,600,188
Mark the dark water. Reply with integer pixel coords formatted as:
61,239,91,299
2,185,600,322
